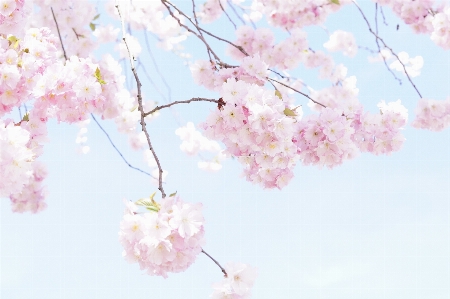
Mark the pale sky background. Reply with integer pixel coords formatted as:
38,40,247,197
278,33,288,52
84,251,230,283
2,1,450,298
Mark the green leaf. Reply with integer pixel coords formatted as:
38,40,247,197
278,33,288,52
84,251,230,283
93,14,100,20
22,113,29,122
275,90,282,100
89,23,96,31
283,107,297,117
7,36,20,49
94,67,107,85
330,0,340,4
169,191,177,197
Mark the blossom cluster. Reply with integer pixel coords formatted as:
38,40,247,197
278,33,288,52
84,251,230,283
256,0,351,29
375,0,450,49
211,263,257,299
412,97,450,131
119,196,205,278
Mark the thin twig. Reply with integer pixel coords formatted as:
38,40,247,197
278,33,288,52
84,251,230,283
163,0,249,56
143,32,173,103
227,0,246,25
191,0,213,61
353,0,423,98
268,78,326,108
201,249,227,277
50,7,68,61
218,0,237,30
380,6,388,26
144,98,219,117
90,114,157,179
18,106,22,120
116,2,166,198
162,0,221,62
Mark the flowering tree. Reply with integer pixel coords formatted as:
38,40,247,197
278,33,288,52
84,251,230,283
1,0,450,297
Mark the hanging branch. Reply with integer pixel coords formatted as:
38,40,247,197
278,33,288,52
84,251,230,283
143,98,220,117
353,0,422,98
202,249,228,277
50,7,68,61
116,2,167,198
91,114,158,179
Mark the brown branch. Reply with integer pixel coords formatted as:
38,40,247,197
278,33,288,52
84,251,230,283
50,7,68,61
162,0,249,57
116,3,167,198
144,98,219,117
162,0,221,62
201,249,227,277
353,0,422,98
268,78,326,108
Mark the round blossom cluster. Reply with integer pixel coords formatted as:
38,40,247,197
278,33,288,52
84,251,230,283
323,30,358,57
355,100,408,155
210,263,257,299
119,196,205,278
412,97,450,131
200,78,300,189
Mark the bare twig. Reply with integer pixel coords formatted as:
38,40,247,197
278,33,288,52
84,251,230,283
353,0,423,98
144,98,219,117
143,32,173,104
268,78,326,108
201,249,227,277
163,0,249,57
227,0,246,25
162,0,221,62
50,7,68,61
116,2,166,198
218,0,237,30
90,114,157,179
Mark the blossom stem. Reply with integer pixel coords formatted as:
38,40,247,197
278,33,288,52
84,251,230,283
201,248,228,277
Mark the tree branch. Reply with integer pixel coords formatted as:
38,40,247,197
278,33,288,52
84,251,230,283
201,248,227,277
144,98,220,117
116,2,166,198
50,7,68,61
353,0,422,98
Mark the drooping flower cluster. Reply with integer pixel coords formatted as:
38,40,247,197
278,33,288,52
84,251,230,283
412,97,450,131
0,119,34,197
355,100,408,155
210,263,257,299
119,196,205,278
200,78,301,189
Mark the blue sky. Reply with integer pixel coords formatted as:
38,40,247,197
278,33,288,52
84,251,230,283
2,1,450,298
